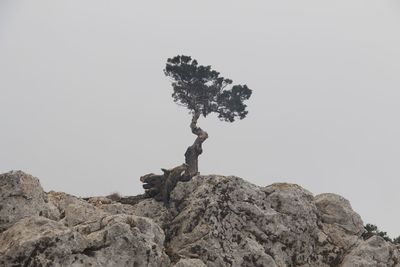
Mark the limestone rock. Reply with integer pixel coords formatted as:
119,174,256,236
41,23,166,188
164,176,323,266
154,175,399,266
0,171,169,267
0,171,59,232
130,198,171,226
173,258,207,267
315,193,364,250
1,170,399,266
341,235,400,267
0,214,169,267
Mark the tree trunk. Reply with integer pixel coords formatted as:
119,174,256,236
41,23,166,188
139,164,187,205
184,110,208,178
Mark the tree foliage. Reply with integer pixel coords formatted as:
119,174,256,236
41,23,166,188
164,55,252,122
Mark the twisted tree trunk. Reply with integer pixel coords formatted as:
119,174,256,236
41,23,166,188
184,110,208,178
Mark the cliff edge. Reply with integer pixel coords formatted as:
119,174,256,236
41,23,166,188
0,171,398,267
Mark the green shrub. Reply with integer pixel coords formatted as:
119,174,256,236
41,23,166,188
362,223,399,243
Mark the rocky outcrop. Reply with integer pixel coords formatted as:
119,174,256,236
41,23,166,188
0,171,59,232
0,171,169,267
0,170,399,267
341,235,400,267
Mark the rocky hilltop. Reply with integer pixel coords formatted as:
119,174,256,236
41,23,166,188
0,171,399,267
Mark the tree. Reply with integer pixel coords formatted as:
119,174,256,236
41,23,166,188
164,55,252,178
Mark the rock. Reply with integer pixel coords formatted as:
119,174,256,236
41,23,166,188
0,216,88,267
0,171,59,232
1,170,399,266
0,171,170,267
163,176,324,266
87,196,113,206
131,198,171,226
315,193,364,250
341,235,400,267
173,258,207,267
0,214,169,267
158,175,399,266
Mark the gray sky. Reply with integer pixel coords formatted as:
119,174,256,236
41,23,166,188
1,0,400,236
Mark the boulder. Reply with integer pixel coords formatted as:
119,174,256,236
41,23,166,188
315,193,364,250
0,171,59,232
341,235,400,267
0,171,169,267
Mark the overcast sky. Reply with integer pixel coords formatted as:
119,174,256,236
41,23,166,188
1,0,400,236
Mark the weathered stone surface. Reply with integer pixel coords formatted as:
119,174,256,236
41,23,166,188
0,216,88,267
0,214,169,267
0,171,59,232
164,176,323,266
150,175,399,266
341,235,400,267
131,198,171,226
315,193,364,250
0,171,169,267
1,170,399,267
173,258,207,267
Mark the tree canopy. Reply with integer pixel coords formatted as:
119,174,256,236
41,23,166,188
164,55,252,122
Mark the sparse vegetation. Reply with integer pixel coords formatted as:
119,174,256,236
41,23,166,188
362,223,400,244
